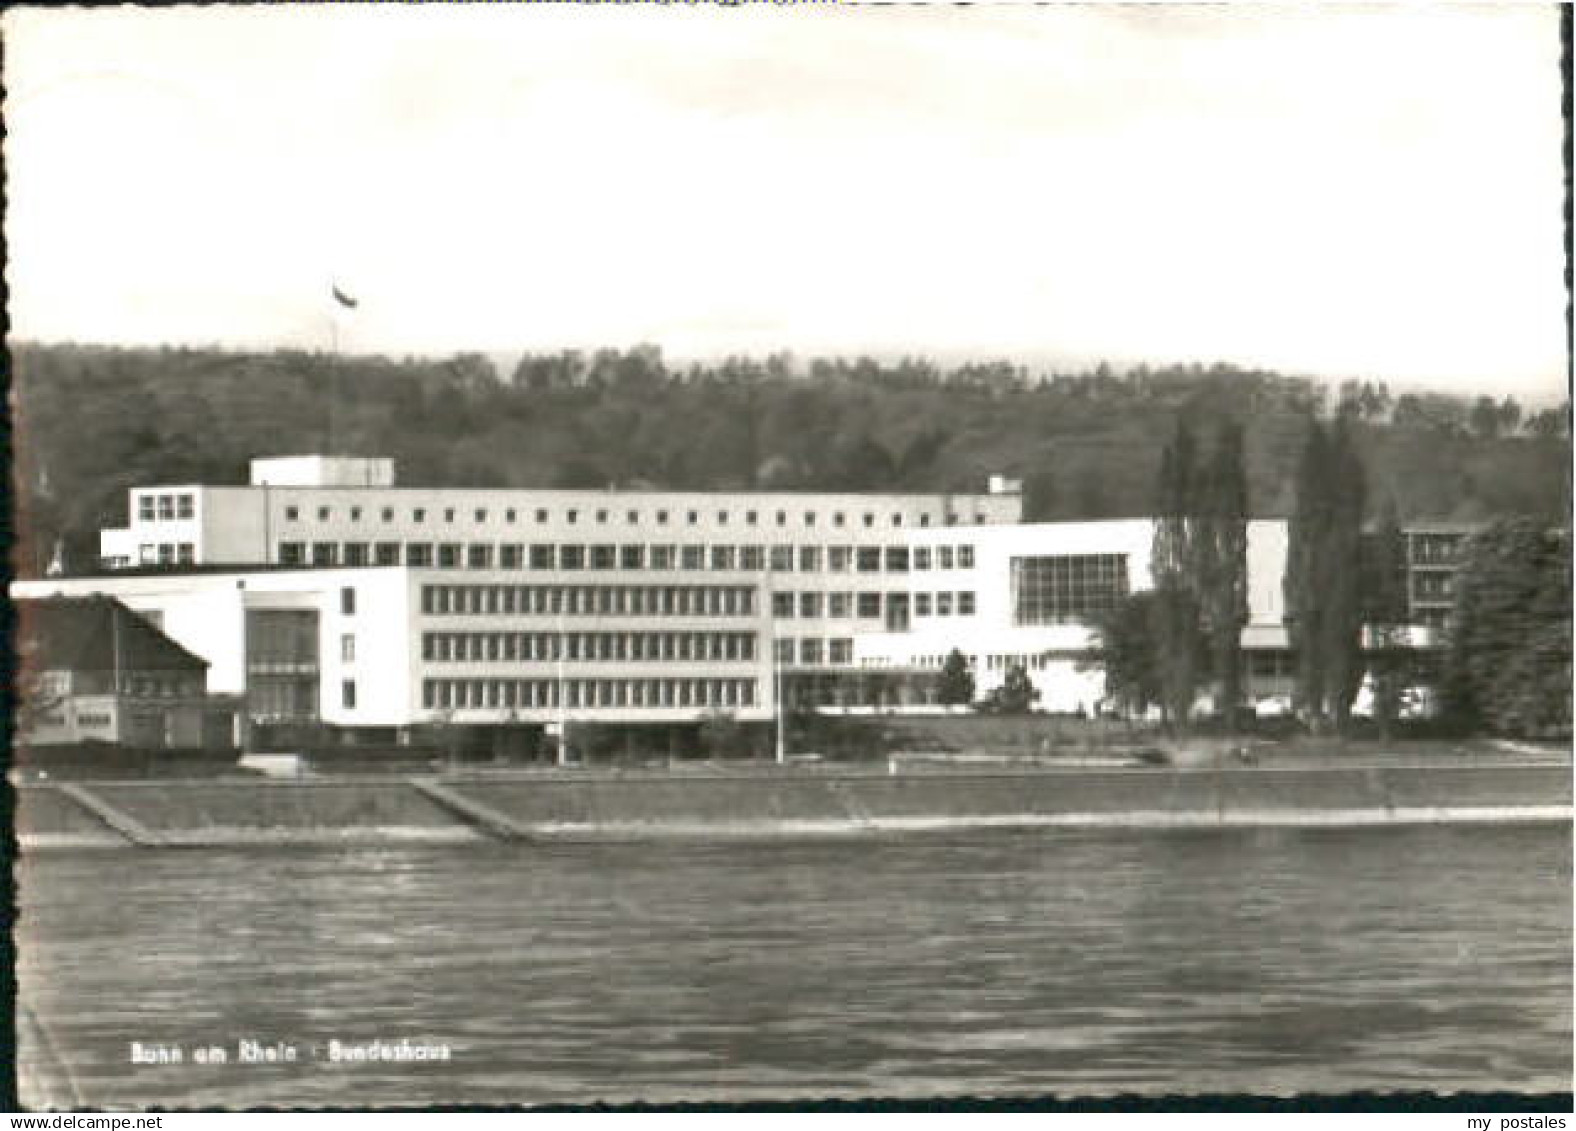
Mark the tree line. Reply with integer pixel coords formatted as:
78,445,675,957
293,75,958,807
11,342,1568,577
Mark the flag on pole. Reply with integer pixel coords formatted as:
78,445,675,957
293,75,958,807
331,284,359,310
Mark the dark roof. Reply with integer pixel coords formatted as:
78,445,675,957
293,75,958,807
15,596,209,674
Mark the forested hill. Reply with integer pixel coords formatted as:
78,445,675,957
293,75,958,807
11,342,1571,572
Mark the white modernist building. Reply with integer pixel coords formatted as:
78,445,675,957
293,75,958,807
851,519,1291,714
24,454,1333,749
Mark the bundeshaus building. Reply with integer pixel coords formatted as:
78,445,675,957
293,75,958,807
16,454,1456,753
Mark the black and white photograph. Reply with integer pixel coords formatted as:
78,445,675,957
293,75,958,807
6,1,1571,1112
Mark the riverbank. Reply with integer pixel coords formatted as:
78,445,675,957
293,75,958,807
14,759,1571,848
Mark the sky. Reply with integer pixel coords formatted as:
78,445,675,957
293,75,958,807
4,3,1568,399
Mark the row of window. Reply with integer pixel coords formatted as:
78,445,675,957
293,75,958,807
422,631,759,665
421,584,757,619
422,677,760,712
278,541,976,572
285,501,984,530
137,543,195,566
772,638,856,666
136,493,195,522
765,591,975,619
914,592,978,617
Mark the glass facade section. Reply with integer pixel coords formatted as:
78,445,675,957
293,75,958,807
1010,554,1129,625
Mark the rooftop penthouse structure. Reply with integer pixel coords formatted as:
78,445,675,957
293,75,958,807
99,456,1024,571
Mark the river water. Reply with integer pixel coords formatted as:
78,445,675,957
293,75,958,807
16,824,1571,1108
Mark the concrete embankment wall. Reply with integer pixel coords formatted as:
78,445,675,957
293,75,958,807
15,764,1571,848
19,780,481,847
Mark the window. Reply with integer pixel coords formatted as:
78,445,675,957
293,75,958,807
651,545,676,570
716,510,729,526
500,544,523,569
829,639,853,665
1010,554,1129,625
959,592,976,616
833,512,846,528
657,510,669,525
799,592,822,618
959,546,976,568
687,510,699,526
591,545,617,570
804,512,817,527
939,546,955,569
746,511,758,526
857,593,882,618
340,587,357,615
681,545,704,570
318,506,331,521
892,514,904,526
341,634,356,663
138,496,156,521
506,509,517,523
914,547,932,570
350,506,362,522
773,593,795,618
413,508,426,524
800,639,823,665
597,509,609,524
375,542,400,566
438,543,461,568
560,545,586,570
829,592,852,618
468,544,493,569
886,547,909,572
937,592,953,616
621,544,645,570
711,545,736,571
775,639,794,664
407,543,433,567
857,547,881,573
766,546,791,572
535,508,549,523
829,546,852,572
278,542,305,565
475,509,487,522
177,543,195,564
285,505,300,521
342,680,357,710
626,510,639,524
312,542,337,566
775,511,788,527
799,546,821,572
741,546,765,571
916,593,932,617
158,495,175,520
920,515,932,527
530,544,555,570
863,513,874,528
444,508,456,523
344,542,369,566
566,510,579,525
176,494,195,519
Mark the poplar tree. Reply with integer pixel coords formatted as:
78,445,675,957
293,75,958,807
1363,495,1410,739
1150,418,1206,728
1194,421,1249,730
1323,417,1368,728
1284,417,1367,731
1285,420,1331,726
